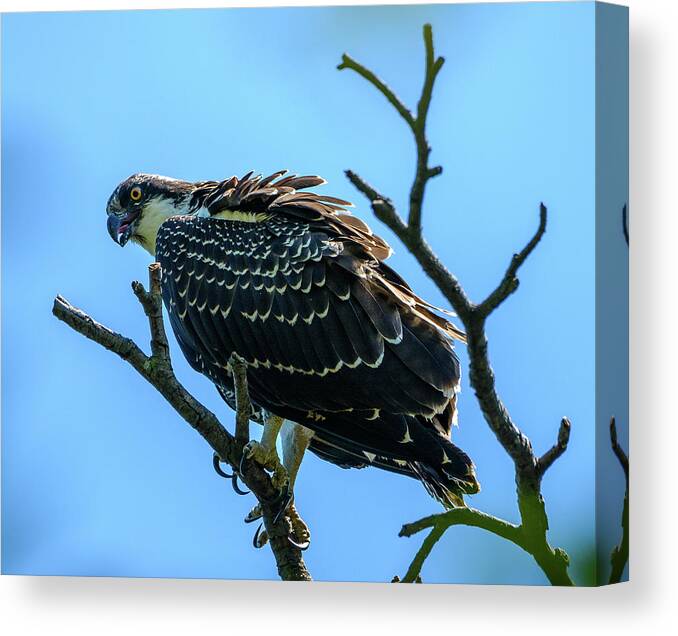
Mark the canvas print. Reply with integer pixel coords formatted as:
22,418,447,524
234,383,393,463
1,1,629,585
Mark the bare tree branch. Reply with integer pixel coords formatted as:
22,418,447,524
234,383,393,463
537,417,572,477
400,523,446,584
229,353,251,454
339,23,444,232
345,170,475,323
341,24,573,586
607,208,630,583
338,54,415,128
609,416,629,481
348,158,546,482
608,417,629,584
53,264,311,582
399,506,524,543
399,507,525,583
477,203,548,318
131,263,171,361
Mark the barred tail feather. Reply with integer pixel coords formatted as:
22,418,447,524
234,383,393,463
408,439,480,509
307,421,480,509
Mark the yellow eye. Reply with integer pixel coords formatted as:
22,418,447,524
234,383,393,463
130,186,142,202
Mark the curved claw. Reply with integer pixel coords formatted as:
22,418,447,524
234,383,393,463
252,523,266,549
244,506,262,524
271,489,293,525
287,535,310,551
231,473,250,496
239,451,249,476
212,453,233,479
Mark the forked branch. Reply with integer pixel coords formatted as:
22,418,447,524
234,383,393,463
53,264,311,582
399,507,524,583
341,24,573,585
339,23,444,232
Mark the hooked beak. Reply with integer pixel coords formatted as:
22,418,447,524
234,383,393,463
107,209,140,246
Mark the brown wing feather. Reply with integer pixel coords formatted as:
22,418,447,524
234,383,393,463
187,169,465,343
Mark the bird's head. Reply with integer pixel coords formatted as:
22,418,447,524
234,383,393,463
106,173,194,255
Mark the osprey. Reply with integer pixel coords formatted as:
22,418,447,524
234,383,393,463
106,170,479,532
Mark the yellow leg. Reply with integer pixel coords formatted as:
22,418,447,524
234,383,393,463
243,413,288,491
281,421,314,490
245,420,313,549
281,422,313,546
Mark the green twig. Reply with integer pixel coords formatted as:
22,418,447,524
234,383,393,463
401,524,446,583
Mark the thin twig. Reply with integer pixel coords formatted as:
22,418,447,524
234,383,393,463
400,507,524,545
345,169,475,323
401,524,446,583
537,418,572,477
608,210,630,583
609,212,630,582
609,417,629,481
339,23,444,233
53,264,311,582
229,354,251,453
53,293,227,452
337,54,415,128
409,24,445,230
417,25,445,131
344,171,408,233
131,262,171,361
608,417,629,584
399,507,525,583
477,203,548,318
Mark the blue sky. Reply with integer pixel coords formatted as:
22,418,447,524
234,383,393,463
2,2,616,584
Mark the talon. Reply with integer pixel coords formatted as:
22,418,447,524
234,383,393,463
287,503,311,550
240,440,289,504
271,472,290,497
252,523,268,549
245,504,262,524
212,453,232,479
239,451,248,476
231,472,250,496
287,535,310,551
271,488,293,525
